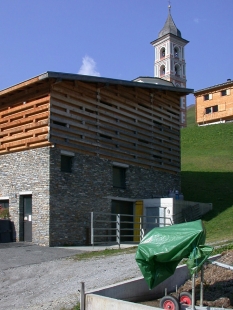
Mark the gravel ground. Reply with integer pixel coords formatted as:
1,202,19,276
0,250,141,310
2,244,233,310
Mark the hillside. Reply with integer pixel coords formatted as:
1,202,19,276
181,113,233,243
186,104,196,127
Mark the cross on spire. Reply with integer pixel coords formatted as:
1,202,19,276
168,0,171,12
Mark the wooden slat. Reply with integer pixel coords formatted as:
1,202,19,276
51,138,179,173
50,130,180,172
50,122,179,159
1,127,48,144
50,109,179,151
0,96,49,116
0,141,51,154
50,97,179,143
0,135,49,152
52,84,180,129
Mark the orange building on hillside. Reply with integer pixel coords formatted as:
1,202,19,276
194,79,233,126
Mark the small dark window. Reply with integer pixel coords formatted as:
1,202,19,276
0,200,9,219
0,200,9,208
205,105,218,114
205,107,212,114
204,94,210,101
113,166,126,189
61,155,73,173
221,90,227,96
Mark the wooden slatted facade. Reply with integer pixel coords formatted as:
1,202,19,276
49,80,183,173
0,80,51,154
0,73,192,173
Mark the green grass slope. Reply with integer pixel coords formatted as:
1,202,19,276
181,120,233,243
186,104,196,127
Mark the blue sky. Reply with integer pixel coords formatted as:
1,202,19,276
0,0,232,105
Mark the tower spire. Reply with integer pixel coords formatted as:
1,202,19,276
150,4,189,127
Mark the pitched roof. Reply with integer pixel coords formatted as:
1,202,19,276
0,71,193,97
194,79,233,94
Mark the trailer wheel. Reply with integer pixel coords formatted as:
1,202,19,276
160,296,180,310
180,292,192,305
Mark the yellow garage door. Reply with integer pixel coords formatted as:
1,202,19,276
134,200,143,242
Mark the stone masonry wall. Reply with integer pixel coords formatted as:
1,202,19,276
49,148,180,246
0,146,180,247
0,147,50,246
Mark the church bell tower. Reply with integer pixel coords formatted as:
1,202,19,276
151,5,189,127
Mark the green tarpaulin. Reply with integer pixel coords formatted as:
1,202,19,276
135,220,213,289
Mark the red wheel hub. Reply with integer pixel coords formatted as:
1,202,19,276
180,295,192,305
163,300,176,310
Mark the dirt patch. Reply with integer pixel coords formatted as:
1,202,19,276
141,250,233,308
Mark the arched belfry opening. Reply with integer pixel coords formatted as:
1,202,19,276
160,65,165,77
160,47,165,59
174,47,179,58
175,64,180,76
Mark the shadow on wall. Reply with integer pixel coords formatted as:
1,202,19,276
181,171,233,220
0,220,16,243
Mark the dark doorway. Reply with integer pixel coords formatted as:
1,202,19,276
20,195,32,242
111,200,134,242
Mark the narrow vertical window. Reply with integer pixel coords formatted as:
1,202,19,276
113,166,126,189
61,155,73,173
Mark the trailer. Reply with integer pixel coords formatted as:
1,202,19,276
135,220,232,310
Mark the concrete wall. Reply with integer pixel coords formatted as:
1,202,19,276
86,264,190,303
85,294,158,310
85,264,190,310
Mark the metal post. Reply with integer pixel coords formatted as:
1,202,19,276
200,266,204,307
80,282,85,310
163,207,166,227
91,212,94,247
191,273,196,310
116,214,120,249
140,216,142,241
